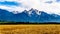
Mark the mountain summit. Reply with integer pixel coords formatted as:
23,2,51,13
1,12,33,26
0,9,60,23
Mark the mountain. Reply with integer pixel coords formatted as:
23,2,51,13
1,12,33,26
0,9,60,23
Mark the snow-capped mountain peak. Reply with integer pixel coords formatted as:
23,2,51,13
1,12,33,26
25,8,41,15
0,9,60,22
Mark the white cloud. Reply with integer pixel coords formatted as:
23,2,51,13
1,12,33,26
0,0,60,15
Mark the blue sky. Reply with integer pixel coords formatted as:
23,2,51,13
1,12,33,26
56,0,60,2
0,1,20,6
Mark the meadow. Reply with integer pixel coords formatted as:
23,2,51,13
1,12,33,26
0,24,60,34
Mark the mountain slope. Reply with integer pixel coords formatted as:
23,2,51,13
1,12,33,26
0,9,60,23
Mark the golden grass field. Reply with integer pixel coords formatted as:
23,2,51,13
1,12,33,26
0,24,60,34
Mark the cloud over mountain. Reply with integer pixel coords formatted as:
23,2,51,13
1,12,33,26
0,0,60,15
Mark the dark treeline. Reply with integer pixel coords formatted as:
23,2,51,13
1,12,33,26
0,22,60,25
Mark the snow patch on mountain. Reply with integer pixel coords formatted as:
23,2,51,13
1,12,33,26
0,9,60,22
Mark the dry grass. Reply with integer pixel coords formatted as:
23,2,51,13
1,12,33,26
0,24,60,34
